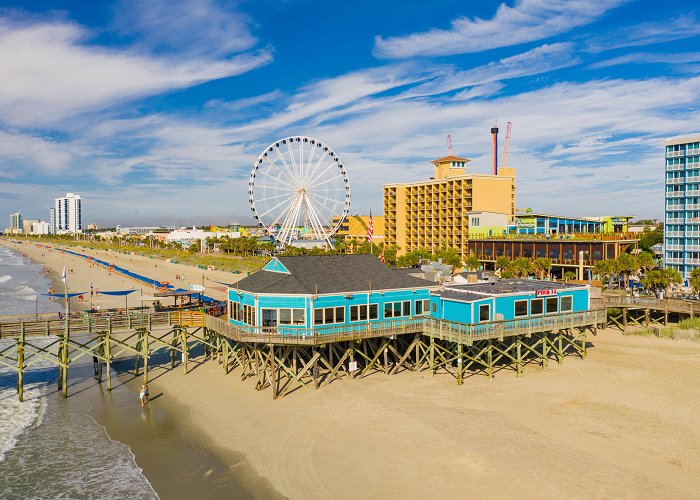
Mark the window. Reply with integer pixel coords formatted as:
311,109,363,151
546,297,558,314
262,308,277,327
314,306,344,325
514,299,528,317
262,308,305,326
279,309,292,325
243,304,256,326
230,301,241,321
560,296,573,312
415,299,430,315
530,298,543,315
384,301,411,318
351,304,378,321
479,304,490,322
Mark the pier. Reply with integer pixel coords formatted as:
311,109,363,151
1,308,602,401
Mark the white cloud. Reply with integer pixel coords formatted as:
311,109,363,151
589,52,700,69
0,18,272,127
373,0,628,59
398,43,579,99
112,0,257,57
585,15,700,53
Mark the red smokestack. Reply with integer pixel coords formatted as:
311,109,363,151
491,126,499,175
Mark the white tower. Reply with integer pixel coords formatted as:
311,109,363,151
54,193,82,233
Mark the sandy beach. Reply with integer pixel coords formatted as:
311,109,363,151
0,239,241,314
4,238,700,499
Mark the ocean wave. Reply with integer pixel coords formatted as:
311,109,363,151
0,275,11,284
12,285,38,302
0,383,47,461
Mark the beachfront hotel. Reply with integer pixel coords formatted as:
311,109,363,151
383,155,516,260
665,134,700,278
52,193,83,234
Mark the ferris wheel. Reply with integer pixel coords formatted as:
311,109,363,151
249,136,350,246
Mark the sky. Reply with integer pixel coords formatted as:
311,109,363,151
1,0,699,227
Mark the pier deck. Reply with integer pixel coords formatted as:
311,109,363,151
1,308,604,401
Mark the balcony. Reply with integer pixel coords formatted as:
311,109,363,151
686,245,700,252
688,190,700,196
666,231,684,237
666,244,683,251
667,164,686,171
688,148,700,156
665,258,683,265
666,218,684,223
667,177,686,184
667,150,685,158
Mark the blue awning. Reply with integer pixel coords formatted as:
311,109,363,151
42,292,87,298
97,289,138,296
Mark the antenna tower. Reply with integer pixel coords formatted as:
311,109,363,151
503,121,512,169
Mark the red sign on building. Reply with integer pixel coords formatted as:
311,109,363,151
536,289,557,297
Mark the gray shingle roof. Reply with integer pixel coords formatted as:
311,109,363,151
233,254,435,294
443,278,580,300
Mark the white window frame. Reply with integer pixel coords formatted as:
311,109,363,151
514,299,529,317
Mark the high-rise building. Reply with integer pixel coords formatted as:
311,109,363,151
54,193,83,233
49,207,55,234
10,212,22,231
665,135,700,278
384,155,516,259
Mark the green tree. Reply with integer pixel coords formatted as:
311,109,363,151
635,252,656,274
690,267,700,293
638,226,663,252
511,257,534,278
593,260,613,285
614,253,638,289
464,256,481,271
564,271,577,281
643,268,681,294
533,257,552,280
435,246,462,267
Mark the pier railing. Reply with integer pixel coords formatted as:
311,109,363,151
601,293,699,315
0,311,172,338
423,309,605,344
204,314,425,345
0,308,605,343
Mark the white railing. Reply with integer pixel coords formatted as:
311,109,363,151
666,178,685,184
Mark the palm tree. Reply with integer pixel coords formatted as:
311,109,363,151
533,257,552,280
465,256,480,271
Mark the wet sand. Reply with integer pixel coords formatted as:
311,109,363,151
5,238,700,498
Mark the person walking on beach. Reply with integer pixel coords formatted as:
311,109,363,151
139,384,149,406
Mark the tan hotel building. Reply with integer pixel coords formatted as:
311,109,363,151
384,155,515,259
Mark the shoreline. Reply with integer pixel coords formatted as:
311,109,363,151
4,239,700,498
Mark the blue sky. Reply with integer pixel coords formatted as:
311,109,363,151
0,0,698,226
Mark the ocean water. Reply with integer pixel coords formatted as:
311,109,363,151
0,246,157,498
0,246,57,316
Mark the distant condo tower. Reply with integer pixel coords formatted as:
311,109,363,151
53,193,83,234
665,135,700,278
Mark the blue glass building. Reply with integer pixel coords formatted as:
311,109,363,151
665,135,700,278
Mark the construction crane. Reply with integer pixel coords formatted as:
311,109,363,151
447,134,453,155
502,121,512,169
